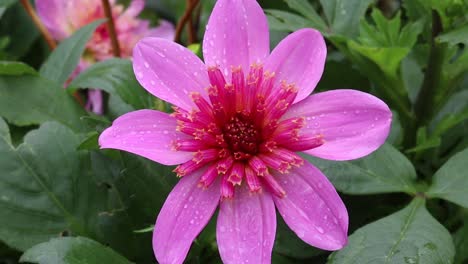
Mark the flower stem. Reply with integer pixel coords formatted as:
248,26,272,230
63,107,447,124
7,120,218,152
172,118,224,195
19,0,56,50
174,0,200,43
414,11,446,127
101,0,121,57
187,0,199,44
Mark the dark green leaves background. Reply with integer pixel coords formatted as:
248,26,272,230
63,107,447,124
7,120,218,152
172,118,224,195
0,0,467,263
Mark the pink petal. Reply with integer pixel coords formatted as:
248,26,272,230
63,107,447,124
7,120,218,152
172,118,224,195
133,38,210,111
272,161,348,251
153,170,220,264
86,89,103,115
264,29,326,103
99,109,193,165
284,89,392,160
35,0,70,39
147,20,175,41
217,185,276,264
203,0,269,78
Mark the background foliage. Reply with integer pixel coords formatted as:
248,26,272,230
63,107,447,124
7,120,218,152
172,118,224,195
0,0,467,263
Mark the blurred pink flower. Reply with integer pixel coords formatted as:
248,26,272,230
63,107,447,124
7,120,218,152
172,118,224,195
36,0,175,113
99,0,392,263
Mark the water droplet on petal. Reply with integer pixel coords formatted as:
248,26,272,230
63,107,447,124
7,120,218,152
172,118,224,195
316,226,324,234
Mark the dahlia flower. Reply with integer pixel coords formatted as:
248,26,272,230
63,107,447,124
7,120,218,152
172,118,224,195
35,0,175,113
99,0,392,263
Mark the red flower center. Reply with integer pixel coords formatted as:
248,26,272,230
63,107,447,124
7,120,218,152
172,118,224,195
172,64,324,198
223,113,260,160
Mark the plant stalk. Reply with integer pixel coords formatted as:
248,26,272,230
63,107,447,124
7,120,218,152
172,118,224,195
20,0,56,50
414,11,446,128
174,0,200,43
101,0,121,57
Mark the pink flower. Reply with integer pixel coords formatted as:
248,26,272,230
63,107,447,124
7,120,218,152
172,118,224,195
99,0,392,263
35,0,175,113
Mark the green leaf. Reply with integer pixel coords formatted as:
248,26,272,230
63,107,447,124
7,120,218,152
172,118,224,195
349,9,423,77
319,0,374,37
406,137,441,153
402,0,430,23
412,0,468,30
68,58,152,110
90,152,176,262
80,114,111,133
430,90,468,143
328,198,455,264
77,132,99,150
282,0,328,32
107,94,134,119
427,148,468,208
0,61,37,76
387,111,402,145
438,23,468,45
0,75,86,131
454,221,468,264
0,0,16,20
187,43,202,58
304,143,417,194
401,55,424,104
133,225,154,234
20,237,132,264
39,20,104,85
0,3,39,59
268,0,374,38
0,119,107,250
348,43,410,77
266,9,315,32
405,127,441,153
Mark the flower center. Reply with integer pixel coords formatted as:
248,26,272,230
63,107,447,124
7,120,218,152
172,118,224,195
172,64,324,199
223,113,260,160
